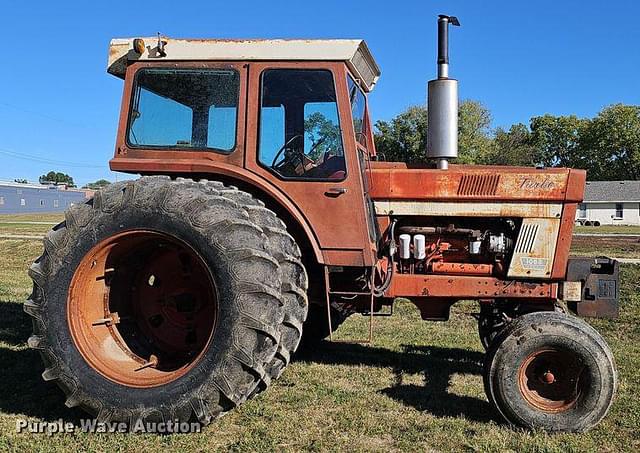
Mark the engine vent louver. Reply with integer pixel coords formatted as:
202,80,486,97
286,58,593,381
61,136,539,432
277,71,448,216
515,223,539,254
457,174,500,196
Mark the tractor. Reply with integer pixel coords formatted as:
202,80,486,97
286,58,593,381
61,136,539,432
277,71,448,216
26,15,619,432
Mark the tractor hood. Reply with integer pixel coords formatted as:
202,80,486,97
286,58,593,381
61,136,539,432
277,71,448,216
369,163,586,204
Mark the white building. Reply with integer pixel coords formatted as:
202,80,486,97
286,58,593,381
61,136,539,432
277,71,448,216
576,180,640,226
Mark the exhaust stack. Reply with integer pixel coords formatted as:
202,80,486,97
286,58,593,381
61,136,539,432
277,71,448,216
427,15,460,170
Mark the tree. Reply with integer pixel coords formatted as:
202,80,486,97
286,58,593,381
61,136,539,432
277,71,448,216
457,100,493,164
373,101,493,164
529,114,586,168
13,178,28,184
483,123,540,166
39,171,76,187
528,106,640,180
580,104,640,180
83,179,111,190
303,112,343,160
373,106,428,163
373,99,640,180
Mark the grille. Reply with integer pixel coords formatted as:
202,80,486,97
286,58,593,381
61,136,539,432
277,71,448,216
515,223,539,254
457,174,500,196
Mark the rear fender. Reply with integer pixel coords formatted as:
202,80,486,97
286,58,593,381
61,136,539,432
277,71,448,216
110,158,325,266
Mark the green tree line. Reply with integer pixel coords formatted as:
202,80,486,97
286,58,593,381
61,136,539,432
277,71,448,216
374,102,640,180
39,171,76,187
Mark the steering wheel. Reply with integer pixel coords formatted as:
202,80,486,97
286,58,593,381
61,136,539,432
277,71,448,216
307,137,327,161
271,135,329,176
271,135,304,171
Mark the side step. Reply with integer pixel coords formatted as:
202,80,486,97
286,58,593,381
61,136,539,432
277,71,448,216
324,266,375,344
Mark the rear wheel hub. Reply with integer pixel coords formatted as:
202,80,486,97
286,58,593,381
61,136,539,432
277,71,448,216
68,230,217,388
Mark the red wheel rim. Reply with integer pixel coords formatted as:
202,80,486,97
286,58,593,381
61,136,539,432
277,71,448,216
68,230,217,388
518,348,587,413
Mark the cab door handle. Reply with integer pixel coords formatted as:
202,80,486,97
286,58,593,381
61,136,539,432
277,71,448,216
325,187,347,197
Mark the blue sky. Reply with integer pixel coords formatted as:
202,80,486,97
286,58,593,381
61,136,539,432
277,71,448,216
1,0,638,186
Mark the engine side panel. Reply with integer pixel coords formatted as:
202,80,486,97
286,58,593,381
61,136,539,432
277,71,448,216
507,218,560,279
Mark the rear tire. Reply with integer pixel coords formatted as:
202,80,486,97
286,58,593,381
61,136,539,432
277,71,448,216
483,311,617,432
213,184,308,388
24,176,303,426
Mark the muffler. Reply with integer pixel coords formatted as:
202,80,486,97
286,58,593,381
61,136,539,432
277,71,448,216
427,15,460,170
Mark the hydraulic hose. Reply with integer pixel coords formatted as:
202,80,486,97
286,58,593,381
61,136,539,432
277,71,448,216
373,218,397,297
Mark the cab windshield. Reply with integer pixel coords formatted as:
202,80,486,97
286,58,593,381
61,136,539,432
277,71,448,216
127,68,240,152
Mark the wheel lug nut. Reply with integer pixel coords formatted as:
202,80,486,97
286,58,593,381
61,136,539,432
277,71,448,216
134,354,158,371
92,312,120,326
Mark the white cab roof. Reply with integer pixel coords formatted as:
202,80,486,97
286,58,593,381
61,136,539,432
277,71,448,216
108,38,381,92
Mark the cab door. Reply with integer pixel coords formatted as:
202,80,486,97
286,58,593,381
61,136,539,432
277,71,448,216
245,62,375,267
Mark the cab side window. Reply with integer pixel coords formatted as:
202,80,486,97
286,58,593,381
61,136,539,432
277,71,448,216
258,69,346,180
347,75,367,146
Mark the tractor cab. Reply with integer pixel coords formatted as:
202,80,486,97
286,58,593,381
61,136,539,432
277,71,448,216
108,37,380,267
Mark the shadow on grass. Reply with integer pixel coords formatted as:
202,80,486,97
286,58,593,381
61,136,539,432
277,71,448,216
0,301,84,423
297,341,497,423
0,299,496,425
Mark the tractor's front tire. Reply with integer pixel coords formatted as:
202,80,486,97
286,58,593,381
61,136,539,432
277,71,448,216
477,302,564,351
483,311,617,432
24,177,306,426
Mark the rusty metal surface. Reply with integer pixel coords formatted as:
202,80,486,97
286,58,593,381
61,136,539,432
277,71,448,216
551,203,578,279
565,169,588,202
431,262,493,275
507,218,560,279
566,257,619,318
322,249,367,267
385,273,557,299
374,200,563,218
110,61,377,267
67,230,217,388
369,163,575,201
518,349,583,413
244,61,375,265
108,57,583,298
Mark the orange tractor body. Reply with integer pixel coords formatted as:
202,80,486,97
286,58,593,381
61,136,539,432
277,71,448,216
24,17,619,433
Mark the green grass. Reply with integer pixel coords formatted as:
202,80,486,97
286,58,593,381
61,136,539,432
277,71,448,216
0,213,64,223
575,225,640,235
0,223,57,236
0,213,62,236
0,221,639,451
